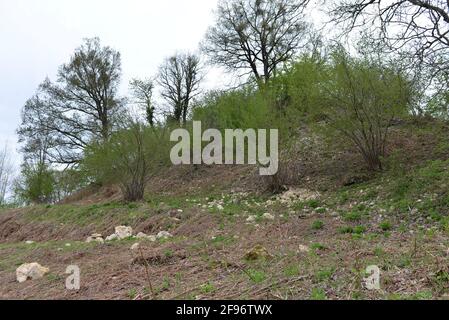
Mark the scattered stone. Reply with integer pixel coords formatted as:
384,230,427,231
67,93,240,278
106,234,118,242
246,215,256,223
156,231,173,240
298,245,310,253
244,245,272,261
115,226,133,240
86,234,104,244
136,232,148,239
136,232,157,242
16,263,49,283
262,213,275,221
130,243,140,251
277,188,320,204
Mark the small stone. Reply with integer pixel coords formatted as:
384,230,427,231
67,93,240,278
106,234,118,241
115,226,133,240
262,213,275,220
136,232,148,239
298,245,310,253
246,215,256,222
130,243,140,251
25,241,35,245
65,243,71,247
156,231,173,240
16,263,49,283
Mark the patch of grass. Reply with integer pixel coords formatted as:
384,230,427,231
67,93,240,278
315,207,326,214
284,264,300,277
127,288,138,299
200,282,215,294
353,225,366,234
379,220,392,231
246,269,267,284
343,211,363,222
307,199,320,209
311,220,324,230
315,268,334,282
310,243,326,251
338,226,354,234
310,288,327,300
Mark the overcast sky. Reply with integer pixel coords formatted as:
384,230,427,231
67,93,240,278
0,0,225,166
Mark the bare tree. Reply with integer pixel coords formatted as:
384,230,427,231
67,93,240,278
202,0,310,84
129,78,155,126
331,1,449,79
0,144,14,205
158,53,203,125
18,38,124,165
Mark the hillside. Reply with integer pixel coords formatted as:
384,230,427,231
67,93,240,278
1,120,449,300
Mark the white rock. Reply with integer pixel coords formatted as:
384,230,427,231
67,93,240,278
115,226,133,240
130,243,140,251
86,236,104,244
136,232,148,239
65,243,71,247
106,234,118,241
16,263,49,283
262,213,275,220
156,231,173,240
25,241,35,245
246,215,256,222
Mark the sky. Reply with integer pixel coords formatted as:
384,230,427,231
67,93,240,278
0,0,224,167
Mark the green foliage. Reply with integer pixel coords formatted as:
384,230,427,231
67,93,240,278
14,163,55,205
82,122,171,201
311,220,324,230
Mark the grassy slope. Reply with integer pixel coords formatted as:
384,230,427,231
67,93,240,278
1,120,449,300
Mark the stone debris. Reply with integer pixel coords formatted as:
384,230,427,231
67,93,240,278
262,213,275,221
156,231,173,240
16,263,49,283
136,232,156,242
298,244,310,253
86,234,104,244
105,234,118,242
246,215,256,223
115,226,133,240
277,188,320,204
130,243,140,251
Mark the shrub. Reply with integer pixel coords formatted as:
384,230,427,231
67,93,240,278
82,121,171,202
316,49,411,171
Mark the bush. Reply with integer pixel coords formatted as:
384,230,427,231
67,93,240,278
315,49,411,171
82,121,171,202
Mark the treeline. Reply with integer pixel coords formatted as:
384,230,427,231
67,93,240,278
6,0,448,205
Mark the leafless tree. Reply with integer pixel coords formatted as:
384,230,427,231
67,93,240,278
0,144,14,205
202,0,310,84
331,1,449,79
18,38,124,165
129,78,155,126
158,53,203,125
